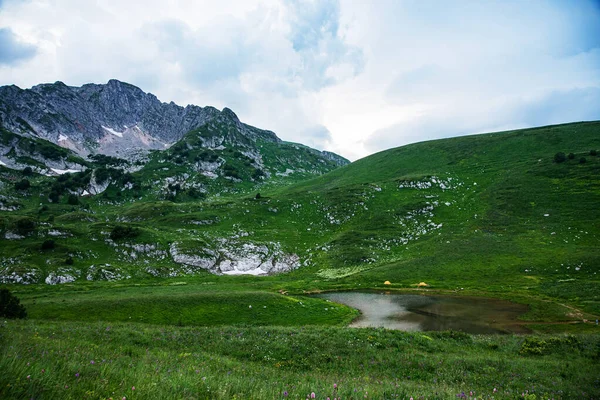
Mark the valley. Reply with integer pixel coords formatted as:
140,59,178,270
1,85,599,398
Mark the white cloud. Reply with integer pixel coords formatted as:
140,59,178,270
0,0,598,161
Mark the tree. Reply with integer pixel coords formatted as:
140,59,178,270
553,152,566,163
591,150,598,156
0,288,27,319
41,239,55,250
110,225,140,240
14,179,30,190
14,218,35,235
67,194,79,205
567,152,575,160
22,166,33,176
579,157,587,164
255,193,262,199
49,190,60,203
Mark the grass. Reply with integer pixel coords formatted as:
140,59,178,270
1,320,599,399
1,121,600,398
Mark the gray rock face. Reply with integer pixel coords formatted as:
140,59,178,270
0,79,280,155
169,239,300,276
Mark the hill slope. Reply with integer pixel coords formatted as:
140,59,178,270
1,121,599,314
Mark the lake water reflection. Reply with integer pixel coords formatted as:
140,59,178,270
316,292,529,334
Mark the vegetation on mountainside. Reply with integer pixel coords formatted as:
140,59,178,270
1,121,599,398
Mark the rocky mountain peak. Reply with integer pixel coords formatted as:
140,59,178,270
0,79,349,167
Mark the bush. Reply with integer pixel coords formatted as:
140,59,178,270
14,179,30,190
520,337,547,355
0,288,27,319
65,256,74,265
110,225,140,240
187,188,206,200
22,166,33,176
252,168,265,181
567,152,575,160
95,167,111,184
67,194,79,205
41,239,55,250
14,217,35,235
553,152,566,163
590,149,597,156
48,190,60,203
579,157,587,164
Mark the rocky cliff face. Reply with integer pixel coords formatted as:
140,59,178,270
0,79,282,157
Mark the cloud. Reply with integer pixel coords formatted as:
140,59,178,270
0,28,36,65
285,0,364,90
512,87,600,128
366,86,600,153
141,0,363,96
297,124,333,150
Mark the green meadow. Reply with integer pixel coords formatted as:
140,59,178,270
2,121,600,398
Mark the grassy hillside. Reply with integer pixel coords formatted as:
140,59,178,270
1,121,599,398
1,121,599,314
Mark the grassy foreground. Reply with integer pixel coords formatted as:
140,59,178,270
1,320,599,400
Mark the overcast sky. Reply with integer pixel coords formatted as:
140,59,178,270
1,0,599,161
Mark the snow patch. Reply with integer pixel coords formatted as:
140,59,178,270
222,267,267,276
102,126,123,138
51,168,81,175
0,159,6,166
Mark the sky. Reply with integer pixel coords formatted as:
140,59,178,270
0,0,599,161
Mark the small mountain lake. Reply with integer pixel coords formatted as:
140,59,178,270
315,291,530,334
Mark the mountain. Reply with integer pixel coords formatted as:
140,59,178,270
0,80,266,156
1,121,599,320
0,80,349,198
0,79,348,164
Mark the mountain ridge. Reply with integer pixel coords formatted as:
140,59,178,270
0,79,340,163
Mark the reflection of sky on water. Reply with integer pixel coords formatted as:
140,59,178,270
316,292,528,334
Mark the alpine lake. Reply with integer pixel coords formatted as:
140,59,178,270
315,291,531,334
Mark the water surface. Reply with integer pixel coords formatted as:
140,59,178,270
316,292,529,333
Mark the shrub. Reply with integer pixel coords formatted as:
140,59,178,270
223,164,241,179
67,194,79,205
22,166,33,175
14,217,35,235
48,190,60,203
579,157,587,164
0,288,27,319
14,179,30,190
553,152,566,163
41,239,55,250
590,149,597,156
187,188,206,199
95,167,111,184
65,256,74,265
567,152,575,160
252,168,265,181
520,337,547,355
110,225,140,240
